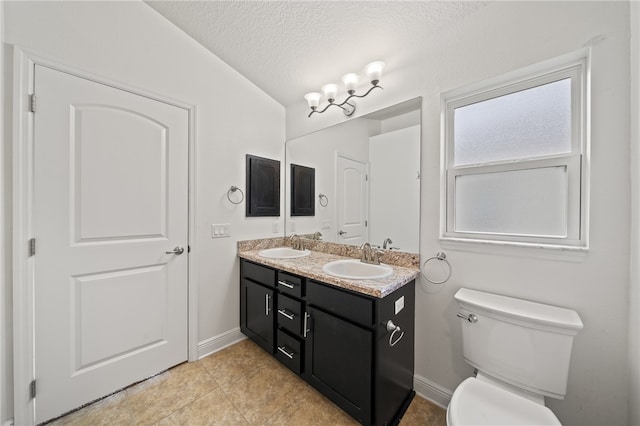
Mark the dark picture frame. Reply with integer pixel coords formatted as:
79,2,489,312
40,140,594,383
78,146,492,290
291,164,315,216
246,154,280,217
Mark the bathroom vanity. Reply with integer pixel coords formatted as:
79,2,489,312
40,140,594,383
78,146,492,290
238,248,417,426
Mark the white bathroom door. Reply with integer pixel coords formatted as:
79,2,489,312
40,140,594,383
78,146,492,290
336,154,368,245
32,65,189,423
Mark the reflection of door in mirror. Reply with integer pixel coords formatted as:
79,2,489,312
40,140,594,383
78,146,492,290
369,126,420,253
336,154,368,246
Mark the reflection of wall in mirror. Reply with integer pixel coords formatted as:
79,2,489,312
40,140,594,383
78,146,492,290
369,125,420,253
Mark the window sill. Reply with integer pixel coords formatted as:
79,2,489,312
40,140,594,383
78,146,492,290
439,237,588,262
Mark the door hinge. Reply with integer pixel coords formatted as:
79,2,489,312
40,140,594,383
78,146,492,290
29,238,36,256
365,220,368,227
30,380,36,399
29,94,36,113
187,245,191,253
365,174,368,181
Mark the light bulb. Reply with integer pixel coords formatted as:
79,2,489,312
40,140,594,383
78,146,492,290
321,83,338,103
341,73,359,94
365,61,385,85
304,92,322,109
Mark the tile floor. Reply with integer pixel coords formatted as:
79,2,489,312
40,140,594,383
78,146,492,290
46,339,446,426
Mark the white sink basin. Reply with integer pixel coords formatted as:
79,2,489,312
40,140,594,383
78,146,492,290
258,247,311,259
322,259,393,280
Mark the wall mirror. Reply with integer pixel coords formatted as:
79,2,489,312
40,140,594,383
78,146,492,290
285,97,422,254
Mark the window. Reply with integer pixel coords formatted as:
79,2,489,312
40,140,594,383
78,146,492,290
441,56,588,249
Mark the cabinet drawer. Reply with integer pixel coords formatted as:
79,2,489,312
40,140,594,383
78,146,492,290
307,280,374,327
242,260,276,288
276,330,302,374
277,294,303,336
277,271,304,298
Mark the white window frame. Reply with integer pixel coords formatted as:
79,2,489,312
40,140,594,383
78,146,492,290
440,52,590,250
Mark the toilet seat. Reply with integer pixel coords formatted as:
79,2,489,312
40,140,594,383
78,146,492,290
447,378,561,426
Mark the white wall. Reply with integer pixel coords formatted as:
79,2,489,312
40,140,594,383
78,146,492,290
380,109,420,134
2,1,284,422
288,2,631,425
629,2,640,425
369,126,420,252
0,2,9,424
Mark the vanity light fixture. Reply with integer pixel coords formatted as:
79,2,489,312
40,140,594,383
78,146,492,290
304,61,385,118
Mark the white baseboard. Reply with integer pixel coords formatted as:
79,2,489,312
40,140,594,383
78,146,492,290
197,328,245,359
414,374,452,409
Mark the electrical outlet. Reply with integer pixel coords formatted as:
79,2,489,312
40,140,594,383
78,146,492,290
395,296,405,315
211,224,231,238
321,220,331,229
272,222,279,233
290,221,296,232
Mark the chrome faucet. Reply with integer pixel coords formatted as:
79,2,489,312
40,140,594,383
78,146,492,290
383,238,393,249
289,234,304,251
359,242,381,265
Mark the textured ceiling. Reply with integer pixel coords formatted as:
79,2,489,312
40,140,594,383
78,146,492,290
146,1,488,107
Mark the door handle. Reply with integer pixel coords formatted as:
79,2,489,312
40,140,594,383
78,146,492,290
278,280,295,289
303,312,311,338
278,309,295,320
165,246,185,255
265,294,271,316
338,230,347,236
277,346,295,359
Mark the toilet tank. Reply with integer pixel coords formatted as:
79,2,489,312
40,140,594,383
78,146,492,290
454,288,583,400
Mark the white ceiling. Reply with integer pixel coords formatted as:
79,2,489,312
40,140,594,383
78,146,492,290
145,1,489,108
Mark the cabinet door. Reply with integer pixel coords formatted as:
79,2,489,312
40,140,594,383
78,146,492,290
304,307,372,425
242,279,275,353
246,154,280,217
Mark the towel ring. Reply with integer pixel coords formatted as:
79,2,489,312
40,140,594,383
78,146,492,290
421,252,452,285
386,320,405,347
318,193,328,207
227,186,244,205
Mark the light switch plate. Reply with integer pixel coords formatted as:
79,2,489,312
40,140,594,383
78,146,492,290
211,223,231,238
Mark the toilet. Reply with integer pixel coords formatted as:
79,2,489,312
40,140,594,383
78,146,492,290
447,288,583,426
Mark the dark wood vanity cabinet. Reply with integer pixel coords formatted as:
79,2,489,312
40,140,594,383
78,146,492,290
240,260,276,354
305,279,416,425
239,259,416,426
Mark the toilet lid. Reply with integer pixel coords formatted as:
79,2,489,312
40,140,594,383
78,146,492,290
448,378,562,426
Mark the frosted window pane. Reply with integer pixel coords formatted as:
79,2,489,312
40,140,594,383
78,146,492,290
454,79,571,166
454,167,568,236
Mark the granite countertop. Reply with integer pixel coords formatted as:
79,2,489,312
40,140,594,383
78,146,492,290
238,248,419,298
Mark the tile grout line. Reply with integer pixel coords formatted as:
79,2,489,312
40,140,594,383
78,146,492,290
215,378,252,425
